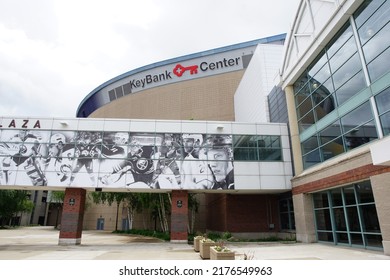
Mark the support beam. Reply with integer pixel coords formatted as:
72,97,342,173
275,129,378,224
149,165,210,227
58,188,86,245
170,190,188,242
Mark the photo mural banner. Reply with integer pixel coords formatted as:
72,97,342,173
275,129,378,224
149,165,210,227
0,129,234,190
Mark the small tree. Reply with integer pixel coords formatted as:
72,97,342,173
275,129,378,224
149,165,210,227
49,191,65,228
188,193,200,234
0,190,34,227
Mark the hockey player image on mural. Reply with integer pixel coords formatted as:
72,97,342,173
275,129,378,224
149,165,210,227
0,129,49,186
97,131,129,187
202,135,234,190
42,131,76,186
180,133,213,189
99,133,160,189
153,133,182,189
67,131,102,187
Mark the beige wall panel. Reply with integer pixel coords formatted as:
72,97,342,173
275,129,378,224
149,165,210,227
90,71,244,121
292,193,316,243
292,149,372,188
371,173,390,255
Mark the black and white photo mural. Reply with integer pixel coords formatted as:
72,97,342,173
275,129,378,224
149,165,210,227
0,129,234,190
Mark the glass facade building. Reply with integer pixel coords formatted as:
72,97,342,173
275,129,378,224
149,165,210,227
293,0,390,169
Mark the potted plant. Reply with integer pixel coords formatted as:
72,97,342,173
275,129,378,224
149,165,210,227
210,244,235,260
199,238,215,259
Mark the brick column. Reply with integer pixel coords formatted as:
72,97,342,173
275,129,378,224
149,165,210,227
170,190,188,242
58,188,86,245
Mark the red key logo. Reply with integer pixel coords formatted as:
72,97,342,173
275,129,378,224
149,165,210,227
173,64,199,77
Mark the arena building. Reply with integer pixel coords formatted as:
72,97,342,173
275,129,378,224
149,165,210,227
1,0,389,255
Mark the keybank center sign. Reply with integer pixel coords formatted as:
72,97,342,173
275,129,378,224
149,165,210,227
129,56,242,92
93,46,257,106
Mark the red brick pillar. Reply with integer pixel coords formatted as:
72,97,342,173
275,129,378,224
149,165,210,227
170,190,188,242
58,188,86,245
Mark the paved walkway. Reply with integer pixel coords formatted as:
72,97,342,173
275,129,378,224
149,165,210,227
0,226,389,260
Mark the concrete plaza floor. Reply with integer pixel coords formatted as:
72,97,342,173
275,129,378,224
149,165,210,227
0,226,389,260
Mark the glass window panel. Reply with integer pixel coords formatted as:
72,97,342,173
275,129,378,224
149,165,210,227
379,111,390,136
319,121,342,145
258,148,282,161
313,95,336,121
331,188,343,207
360,204,380,233
293,73,309,94
336,233,349,244
303,148,321,168
375,86,390,114
326,23,354,59
334,71,366,106
320,138,344,161
295,90,311,108
332,53,363,90
280,213,290,230
279,200,289,212
232,135,256,148
350,233,364,246
334,207,347,231
367,46,390,82
310,63,331,87
344,187,357,205
347,206,361,231
354,0,387,29
360,204,381,233
297,96,313,119
317,231,334,242
362,22,390,63
308,50,328,78
315,209,332,230
298,111,315,132
329,36,358,73
344,120,377,151
313,192,329,208
233,148,257,161
358,1,390,45
355,181,374,203
340,102,373,133
302,136,319,154
365,234,383,248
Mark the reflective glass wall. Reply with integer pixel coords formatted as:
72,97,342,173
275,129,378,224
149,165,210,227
313,181,382,249
293,0,390,169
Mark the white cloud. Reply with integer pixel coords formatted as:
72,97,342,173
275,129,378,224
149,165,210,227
0,0,300,118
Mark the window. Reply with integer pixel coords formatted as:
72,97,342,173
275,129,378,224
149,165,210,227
279,197,295,230
233,135,282,161
312,182,383,249
294,0,390,170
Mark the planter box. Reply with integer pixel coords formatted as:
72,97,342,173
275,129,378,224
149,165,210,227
194,236,203,252
199,240,215,259
210,247,235,260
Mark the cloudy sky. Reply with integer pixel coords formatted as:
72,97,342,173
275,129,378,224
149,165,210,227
0,0,300,118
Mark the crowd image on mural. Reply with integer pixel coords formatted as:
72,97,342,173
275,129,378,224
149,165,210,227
0,129,234,190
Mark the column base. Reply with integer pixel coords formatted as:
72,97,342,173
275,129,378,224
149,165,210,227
383,241,390,256
170,239,188,243
58,238,82,246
